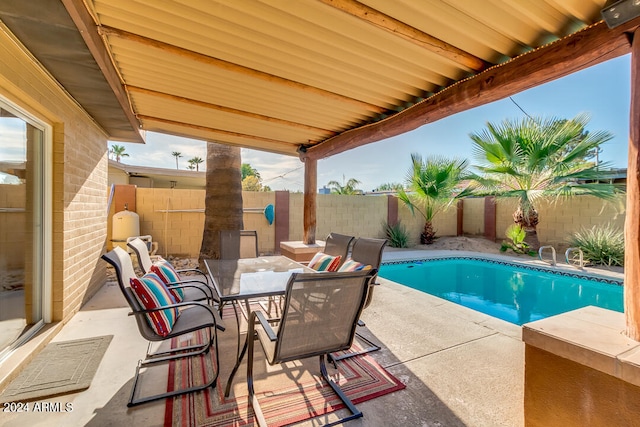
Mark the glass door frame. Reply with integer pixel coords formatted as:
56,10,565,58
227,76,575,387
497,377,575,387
0,95,52,361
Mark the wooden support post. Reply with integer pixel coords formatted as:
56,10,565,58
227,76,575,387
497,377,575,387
303,157,317,245
626,28,640,340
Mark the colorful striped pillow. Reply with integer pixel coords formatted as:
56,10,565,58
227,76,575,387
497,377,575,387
130,273,178,337
308,252,342,272
150,259,184,302
338,258,372,272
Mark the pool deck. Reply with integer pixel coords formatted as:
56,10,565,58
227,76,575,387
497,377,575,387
2,249,623,427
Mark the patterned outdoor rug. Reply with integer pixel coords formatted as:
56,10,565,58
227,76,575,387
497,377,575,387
164,310,404,426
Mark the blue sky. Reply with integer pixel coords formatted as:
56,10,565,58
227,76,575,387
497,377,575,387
112,54,631,192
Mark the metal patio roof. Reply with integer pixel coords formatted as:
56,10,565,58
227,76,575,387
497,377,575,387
1,0,636,158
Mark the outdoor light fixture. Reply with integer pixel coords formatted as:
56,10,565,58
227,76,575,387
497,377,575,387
601,0,640,28
170,180,177,189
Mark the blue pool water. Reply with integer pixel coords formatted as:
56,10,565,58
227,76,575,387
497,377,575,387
379,258,624,325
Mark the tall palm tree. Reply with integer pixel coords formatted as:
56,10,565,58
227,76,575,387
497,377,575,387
199,142,244,263
110,144,129,162
469,114,620,250
188,156,204,171
397,154,471,244
327,176,362,195
171,151,182,169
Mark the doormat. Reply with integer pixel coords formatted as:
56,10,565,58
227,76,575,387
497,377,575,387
0,335,113,403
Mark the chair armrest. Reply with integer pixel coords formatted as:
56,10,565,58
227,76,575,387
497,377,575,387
176,268,211,284
167,282,210,298
130,300,225,331
255,311,278,341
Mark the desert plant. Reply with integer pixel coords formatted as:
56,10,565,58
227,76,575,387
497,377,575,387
383,220,409,248
567,224,624,266
500,224,535,255
469,114,621,251
398,154,472,244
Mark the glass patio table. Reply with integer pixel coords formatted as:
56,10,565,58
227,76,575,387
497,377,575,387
204,255,313,302
204,255,315,393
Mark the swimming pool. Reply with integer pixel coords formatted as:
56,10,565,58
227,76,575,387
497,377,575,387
379,257,623,325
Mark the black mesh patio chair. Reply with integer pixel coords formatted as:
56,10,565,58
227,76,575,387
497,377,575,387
225,269,377,427
127,237,217,303
323,232,354,269
102,246,225,407
330,237,387,364
219,230,259,259
127,237,217,302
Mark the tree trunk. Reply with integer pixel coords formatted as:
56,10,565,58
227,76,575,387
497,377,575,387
421,220,435,244
513,204,540,251
199,142,243,265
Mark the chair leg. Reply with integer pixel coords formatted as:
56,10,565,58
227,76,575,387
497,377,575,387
128,327,220,407
329,330,381,365
246,318,269,427
319,354,363,426
144,328,215,365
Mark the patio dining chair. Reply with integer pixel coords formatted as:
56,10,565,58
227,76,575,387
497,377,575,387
323,232,354,269
127,237,217,302
330,237,387,364
219,229,259,259
228,269,377,427
102,246,225,406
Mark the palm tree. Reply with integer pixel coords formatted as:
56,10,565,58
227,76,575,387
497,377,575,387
199,142,244,263
110,144,129,162
241,163,261,180
188,156,204,171
397,154,471,244
171,151,182,169
327,176,362,195
469,114,620,250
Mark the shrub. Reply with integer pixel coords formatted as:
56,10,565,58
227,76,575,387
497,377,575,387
568,224,624,267
500,224,535,255
383,220,409,248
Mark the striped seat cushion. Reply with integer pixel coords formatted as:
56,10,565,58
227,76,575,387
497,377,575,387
150,259,184,302
308,252,342,272
338,258,372,272
130,273,179,337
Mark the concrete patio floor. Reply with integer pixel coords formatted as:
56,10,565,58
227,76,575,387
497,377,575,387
2,250,527,427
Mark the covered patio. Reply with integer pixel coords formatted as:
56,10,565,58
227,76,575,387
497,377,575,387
3,249,526,427
1,1,640,425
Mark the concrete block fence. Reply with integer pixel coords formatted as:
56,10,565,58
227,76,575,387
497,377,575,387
105,185,626,258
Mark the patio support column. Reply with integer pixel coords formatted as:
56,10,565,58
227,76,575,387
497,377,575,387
303,157,317,244
626,27,640,340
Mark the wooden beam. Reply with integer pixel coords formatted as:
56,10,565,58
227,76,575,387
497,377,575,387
100,26,384,114
303,20,635,160
319,0,486,71
625,27,640,341
138,115,298,155
127,85,334,136
303,158,317,244
61,0,143,143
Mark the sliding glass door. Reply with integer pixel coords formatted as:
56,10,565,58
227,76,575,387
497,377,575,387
0,99,49,359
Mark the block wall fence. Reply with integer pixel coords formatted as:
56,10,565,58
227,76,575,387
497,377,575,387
106,185,626,258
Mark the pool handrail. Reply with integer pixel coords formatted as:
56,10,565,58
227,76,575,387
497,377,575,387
565,247,584,269
538,245,556,266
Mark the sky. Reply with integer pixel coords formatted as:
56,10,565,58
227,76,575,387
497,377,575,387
109,54,632,193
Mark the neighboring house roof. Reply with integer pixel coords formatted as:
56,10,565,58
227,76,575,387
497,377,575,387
0,1,635,159
108,159,205,189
